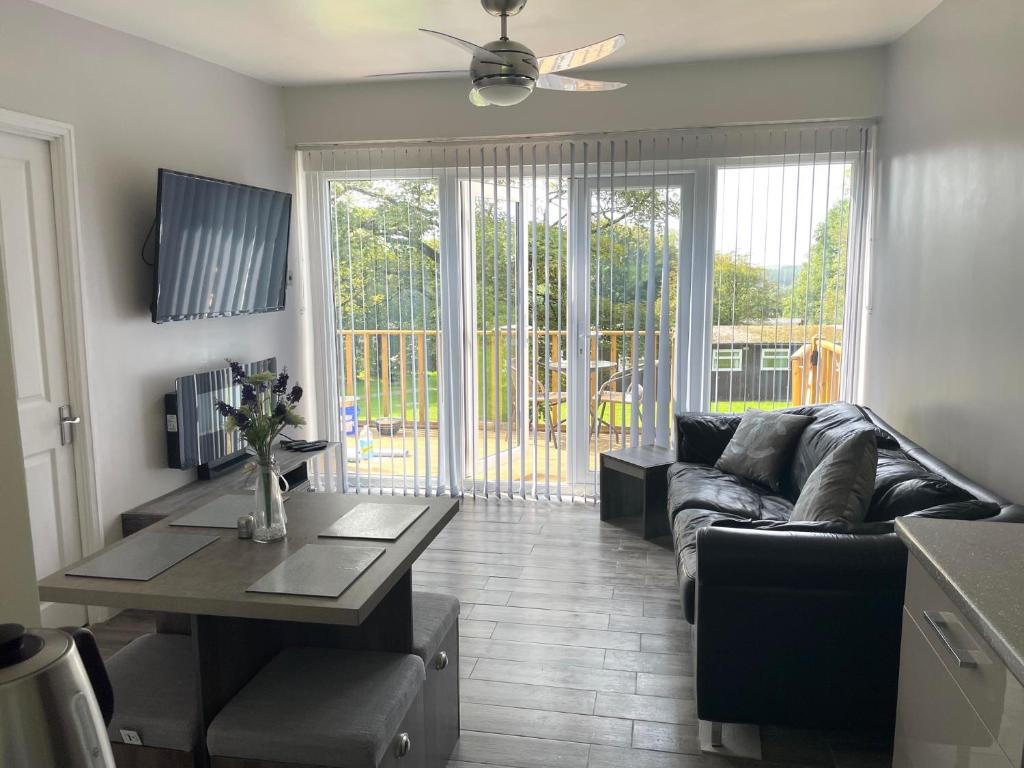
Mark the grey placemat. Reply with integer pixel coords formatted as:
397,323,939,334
318,503,428,541
67,531,220,581
170,494,253,529
246,544,385,598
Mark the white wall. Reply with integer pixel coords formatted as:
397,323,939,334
864,0,1024,499
0,0,300,555
284,47,887,144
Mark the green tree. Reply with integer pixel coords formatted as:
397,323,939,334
785,198,850,325
712,253,781,325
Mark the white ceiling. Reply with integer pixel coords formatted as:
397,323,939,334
33,0,942,86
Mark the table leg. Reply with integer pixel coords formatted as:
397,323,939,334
191,615,283,768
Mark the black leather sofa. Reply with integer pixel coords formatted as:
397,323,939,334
669,402,1024,731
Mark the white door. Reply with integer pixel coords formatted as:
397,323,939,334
0,131,86,627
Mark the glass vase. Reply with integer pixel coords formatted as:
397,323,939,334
253,459,288,543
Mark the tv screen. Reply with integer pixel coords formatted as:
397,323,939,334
151,169,291,323
167,357,277,470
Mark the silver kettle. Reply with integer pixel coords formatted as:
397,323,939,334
0,623,115,767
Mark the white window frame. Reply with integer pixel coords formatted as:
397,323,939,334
760,347,791,371
712,348,743,372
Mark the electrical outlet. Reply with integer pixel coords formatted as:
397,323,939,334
119,730,143,746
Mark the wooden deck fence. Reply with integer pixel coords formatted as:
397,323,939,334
790,336,842,406
336,328,841,428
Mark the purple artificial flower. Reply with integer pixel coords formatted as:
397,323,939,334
272,370,289,395
228,360,246,384
234,410,251,430
274,400,288,418
240,384,257,406
215,401,235,418
287,384,303,404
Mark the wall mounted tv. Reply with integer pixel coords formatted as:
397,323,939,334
150,169,292,323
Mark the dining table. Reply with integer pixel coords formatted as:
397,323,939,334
38,490,459,767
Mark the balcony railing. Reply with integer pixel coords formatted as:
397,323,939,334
335,328,841,428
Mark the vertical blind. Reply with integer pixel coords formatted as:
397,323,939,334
300,122,874,500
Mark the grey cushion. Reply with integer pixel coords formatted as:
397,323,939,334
715,410,813,493
667,463,793,524
785,402,894,496
206,647,424,768
105,633,198,751
791,429,878,524
412,591,460,663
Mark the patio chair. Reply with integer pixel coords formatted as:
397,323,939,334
511,362,569,448
594,365,645,441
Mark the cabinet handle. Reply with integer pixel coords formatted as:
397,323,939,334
434,650,449,671
923,611,983,669
394,732,411,759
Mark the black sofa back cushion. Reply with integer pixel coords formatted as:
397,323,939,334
676,413,741,465
869,476,975,522
785,403,899,498
864,447,975,522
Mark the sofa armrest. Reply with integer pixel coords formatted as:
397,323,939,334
675,412,741,464
696,524,908,592
693,524,907,729
987,504,1024,523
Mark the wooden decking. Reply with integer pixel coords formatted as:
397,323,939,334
337,425,620,492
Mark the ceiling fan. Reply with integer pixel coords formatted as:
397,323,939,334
368,0,626,107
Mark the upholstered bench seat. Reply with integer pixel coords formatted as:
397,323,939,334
412,591,459,663
411,592,460,767
105,633,199,754
207,647,425,768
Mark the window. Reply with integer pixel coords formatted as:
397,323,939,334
760,348,791,371
712,348,743,372
303,123,872,498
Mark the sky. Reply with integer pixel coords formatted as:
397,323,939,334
715,161,852,268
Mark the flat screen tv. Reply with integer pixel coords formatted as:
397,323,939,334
151,169,291,323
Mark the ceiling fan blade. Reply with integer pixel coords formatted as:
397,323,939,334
536,74,627,92
419,28,509,66
364,70,467,79
536,34,625,75
468,88,489,107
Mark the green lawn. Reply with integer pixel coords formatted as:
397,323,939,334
343,373,786,427
710,400,789,413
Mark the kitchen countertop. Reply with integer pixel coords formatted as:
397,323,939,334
897,517,1024,684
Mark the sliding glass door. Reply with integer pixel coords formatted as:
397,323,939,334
580,172,697,484
304,123,873,499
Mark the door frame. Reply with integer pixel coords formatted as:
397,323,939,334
0,108,102,620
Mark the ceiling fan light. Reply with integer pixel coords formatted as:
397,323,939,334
476,82,533,106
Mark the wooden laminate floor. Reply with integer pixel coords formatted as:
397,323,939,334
92,496,893,768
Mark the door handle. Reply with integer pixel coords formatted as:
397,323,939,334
922,611,986,668
59,404,81,446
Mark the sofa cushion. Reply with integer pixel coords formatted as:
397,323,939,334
867,448,975,521
715,410,814,493
791,429,878,524
903,500,1001,521
673,508,750,624
668,463,794,524
874,476,975,521
786,403,894,497
675,413,741,464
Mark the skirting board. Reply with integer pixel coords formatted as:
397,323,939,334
699,720,762,760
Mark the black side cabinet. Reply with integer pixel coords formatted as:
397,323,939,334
600,445,676,540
